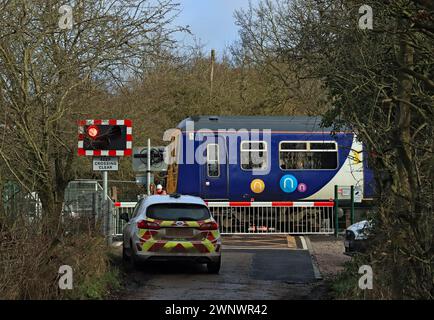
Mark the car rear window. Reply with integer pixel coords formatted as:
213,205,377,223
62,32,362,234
146,203,211,221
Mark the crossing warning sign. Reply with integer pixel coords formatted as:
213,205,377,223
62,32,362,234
93,157,119,171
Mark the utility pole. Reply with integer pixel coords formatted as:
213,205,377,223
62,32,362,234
209,49,215,105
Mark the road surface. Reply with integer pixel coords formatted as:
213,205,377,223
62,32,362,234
112,235,330,300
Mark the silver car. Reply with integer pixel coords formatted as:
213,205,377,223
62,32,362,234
121,194,222,273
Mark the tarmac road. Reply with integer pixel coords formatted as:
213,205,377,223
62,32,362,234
113,235,329,300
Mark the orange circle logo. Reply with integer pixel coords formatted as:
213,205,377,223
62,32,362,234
250,179,265,193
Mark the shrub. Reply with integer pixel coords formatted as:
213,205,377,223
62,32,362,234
0,215,120,299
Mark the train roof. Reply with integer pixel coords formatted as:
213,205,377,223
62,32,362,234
177,115,338,132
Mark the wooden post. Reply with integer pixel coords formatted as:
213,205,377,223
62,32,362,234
210,49,215,104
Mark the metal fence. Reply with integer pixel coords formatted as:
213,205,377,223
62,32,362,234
2,181,42,219
63,181,105,218
3,179,338,237
111,200,335,236
207,202,334,234
112,202,136,236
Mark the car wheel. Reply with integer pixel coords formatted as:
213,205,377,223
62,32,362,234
207,256,221,274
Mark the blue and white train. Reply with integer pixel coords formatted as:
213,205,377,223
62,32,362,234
165,116,375,204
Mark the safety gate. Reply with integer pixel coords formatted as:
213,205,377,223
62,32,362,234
112,202,136,236
112,200,335,236
206,201,334,235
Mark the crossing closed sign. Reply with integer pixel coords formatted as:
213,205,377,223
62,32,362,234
93,157,119,171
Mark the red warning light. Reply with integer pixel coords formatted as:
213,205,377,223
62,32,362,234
87,125,99,139
78,119,132,157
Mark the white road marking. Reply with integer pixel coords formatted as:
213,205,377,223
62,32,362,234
299,236,308,250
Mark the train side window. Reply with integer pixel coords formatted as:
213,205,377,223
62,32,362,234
207,143,220,177
240,141,268,170
279,141,338,170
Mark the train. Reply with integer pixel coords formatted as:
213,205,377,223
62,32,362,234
165,115,375,205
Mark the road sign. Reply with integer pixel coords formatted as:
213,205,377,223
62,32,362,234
337,185,363,203
132,146,167,172
354,187,363,203
93,157,119,171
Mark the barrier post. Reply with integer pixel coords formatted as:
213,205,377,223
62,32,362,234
350,185,355,225
334,185,339,237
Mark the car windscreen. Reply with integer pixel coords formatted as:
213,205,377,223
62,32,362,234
146,203,211,221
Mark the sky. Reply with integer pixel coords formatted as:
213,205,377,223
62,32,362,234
173,0,260,54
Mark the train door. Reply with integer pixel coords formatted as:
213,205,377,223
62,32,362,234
201,136,228,200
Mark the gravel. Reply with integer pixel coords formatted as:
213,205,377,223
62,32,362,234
307,235,351,280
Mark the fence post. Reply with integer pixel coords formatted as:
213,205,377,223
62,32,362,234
350,185,355,225
334,185,339,237
102,171,112,245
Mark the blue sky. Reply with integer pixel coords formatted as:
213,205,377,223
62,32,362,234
174,0,260,54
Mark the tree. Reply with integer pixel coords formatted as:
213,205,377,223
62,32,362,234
319,0,433,299
235,0,433,298
232,0,330,115
0,0,182,235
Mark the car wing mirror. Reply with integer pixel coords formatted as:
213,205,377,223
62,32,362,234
120,212,130,222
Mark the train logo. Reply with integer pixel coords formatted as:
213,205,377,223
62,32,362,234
250,179,265,193
297,183,307,193
280,175,298,193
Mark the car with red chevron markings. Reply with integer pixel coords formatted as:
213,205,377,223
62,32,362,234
120,193,222,273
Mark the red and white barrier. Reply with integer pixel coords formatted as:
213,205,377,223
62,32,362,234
114,200,334,208
114,202,137,208
205,201,334,207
